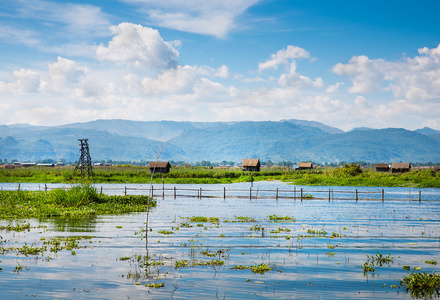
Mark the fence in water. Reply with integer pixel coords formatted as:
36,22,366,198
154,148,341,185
10,183,427,201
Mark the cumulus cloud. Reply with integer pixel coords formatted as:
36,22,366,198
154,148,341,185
278,62,324,89
259,45,310,72
0,69,40,94
332,44,440,101
95,23,180,69
39,57,88,92
121,0,258,38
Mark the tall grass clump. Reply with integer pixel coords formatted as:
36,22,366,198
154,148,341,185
50,185,101,207
0,185,156,219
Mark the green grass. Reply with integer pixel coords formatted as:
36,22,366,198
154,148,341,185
1,165,439,187
0,184,156,219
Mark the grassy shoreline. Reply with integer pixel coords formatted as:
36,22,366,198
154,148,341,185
1,165,439,188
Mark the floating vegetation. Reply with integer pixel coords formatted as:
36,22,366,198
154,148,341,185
400,272,440,299
225,216,257,223
425,260,438,266
403,265,411,271
270,227,291,234
157,230,174,235
363,252,394,276
189,216,219,223
145,283,165,288
302,228,327,237
268,215,295,222
250,225,262,232
302,193,314,199
232,263,272,274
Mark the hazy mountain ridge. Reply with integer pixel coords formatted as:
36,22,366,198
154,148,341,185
1,120,439,163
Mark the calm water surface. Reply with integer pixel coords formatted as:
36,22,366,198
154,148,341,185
1,181,440,299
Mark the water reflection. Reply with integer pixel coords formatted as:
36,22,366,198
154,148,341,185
0,182,439,299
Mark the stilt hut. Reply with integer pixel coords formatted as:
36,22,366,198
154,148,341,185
242,159,260,172
391,163,411,173
375,163,390,172
297,162,313,170
148,161,171,174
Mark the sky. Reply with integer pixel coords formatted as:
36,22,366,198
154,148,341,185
1,0,440,131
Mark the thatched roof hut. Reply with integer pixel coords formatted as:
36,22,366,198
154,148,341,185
297,162,313,170
391,163,411,173
375,163,390,172
242,159,260,172
148,161,171,174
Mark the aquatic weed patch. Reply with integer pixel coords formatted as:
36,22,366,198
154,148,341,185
232,263,273,274
363,252,394,276
400,272,440,299
0,186,156,219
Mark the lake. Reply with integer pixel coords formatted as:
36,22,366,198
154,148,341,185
1,181,440,299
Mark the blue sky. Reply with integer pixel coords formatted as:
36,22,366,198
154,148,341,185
1,0,440,131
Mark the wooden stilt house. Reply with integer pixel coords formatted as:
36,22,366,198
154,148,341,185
148,161,171,174
391,163,411,173
375,163,390,172
242,159,260,172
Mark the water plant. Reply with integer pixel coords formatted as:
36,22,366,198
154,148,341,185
232,263,272,274
268,215,295,222
157,230,174,235
362,252,394,275
400,272,440,299
0,185,156,219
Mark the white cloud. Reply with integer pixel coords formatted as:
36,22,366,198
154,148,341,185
326,82,344,93
14,0,110,37
121,0,258,38
0,69,40,95
39,57,89,92
259,45,311,72
332,44,440,101
0,25,40,47
95,23,179,69
278,62,324,89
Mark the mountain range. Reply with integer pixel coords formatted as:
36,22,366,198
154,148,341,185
1,119,440,163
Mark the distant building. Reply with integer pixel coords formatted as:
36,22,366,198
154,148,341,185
148,161,171,174
391,163,411,173
297,162,313,170
242,159,260,172
94,163,103,167
37,163,55,167
21,163,37,167
375,163,390,172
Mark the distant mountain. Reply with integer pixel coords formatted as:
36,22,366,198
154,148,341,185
281,119,344,134
349,127,374,132
415,127,440,135
1,119,439,163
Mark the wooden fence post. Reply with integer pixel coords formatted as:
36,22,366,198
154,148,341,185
200,187,202,199
249,188,252,201
223,187,226,199
18,184,20,191
382,189,384,202
101,186,103,194
355,189,358,201
174,186,176,199
276,188,278,200
300,188,303,201
419,190,421,202
294,187,296,200
124,186,127,196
